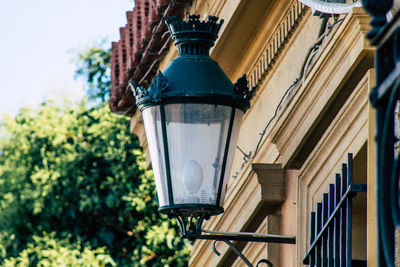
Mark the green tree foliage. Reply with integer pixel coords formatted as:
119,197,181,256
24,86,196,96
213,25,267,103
4,233,116,267
0,99,191,266
75,42,111,103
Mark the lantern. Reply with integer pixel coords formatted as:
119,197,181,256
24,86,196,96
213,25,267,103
131,14,254,225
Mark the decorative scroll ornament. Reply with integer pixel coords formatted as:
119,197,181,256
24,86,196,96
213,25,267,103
129,81,148,99
233,74,256,111
149,71,169,102
130,71,169,104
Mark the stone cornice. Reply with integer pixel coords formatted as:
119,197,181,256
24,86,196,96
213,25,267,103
247,1,308,90
269,8,373,168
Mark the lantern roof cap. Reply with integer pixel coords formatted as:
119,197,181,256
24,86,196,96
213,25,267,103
165,14,224,50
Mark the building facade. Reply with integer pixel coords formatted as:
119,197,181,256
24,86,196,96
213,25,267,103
110,0,377,266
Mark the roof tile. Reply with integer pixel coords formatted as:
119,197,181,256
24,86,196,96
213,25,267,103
110,0,190,115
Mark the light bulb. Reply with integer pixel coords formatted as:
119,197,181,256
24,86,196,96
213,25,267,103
182,160,203,194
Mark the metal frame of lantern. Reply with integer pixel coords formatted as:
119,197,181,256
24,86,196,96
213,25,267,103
130,14,295,266
131,14,253,220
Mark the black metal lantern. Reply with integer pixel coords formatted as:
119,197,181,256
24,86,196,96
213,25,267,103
131,14,254,223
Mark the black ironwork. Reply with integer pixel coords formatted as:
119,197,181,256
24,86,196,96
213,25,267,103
169,212,295,243
362,1,400,266
216,107,235,206
159,104,174,205
212,240,274,267
190,232,295,244
168,211,295,266
303,154,367,266
212,240,254,267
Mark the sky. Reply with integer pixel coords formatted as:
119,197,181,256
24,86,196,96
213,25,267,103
0,0,135,116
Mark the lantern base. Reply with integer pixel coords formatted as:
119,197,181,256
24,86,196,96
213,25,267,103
158,204,224,218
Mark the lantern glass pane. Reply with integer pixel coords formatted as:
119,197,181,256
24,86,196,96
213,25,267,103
218,109,243,206
142,106,170,206
164,104,238,206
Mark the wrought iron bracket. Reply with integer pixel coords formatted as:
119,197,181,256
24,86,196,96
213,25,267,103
183,229,296,244
170,211,295,242
171,212,295,266
184,230,294,267
212,239,274,267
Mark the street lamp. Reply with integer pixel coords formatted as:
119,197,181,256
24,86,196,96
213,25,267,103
130,14,294,266
131,14,253,226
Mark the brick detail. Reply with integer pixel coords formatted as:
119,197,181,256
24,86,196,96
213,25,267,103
110,42,120,96
110,0,188,115
119,28,129,84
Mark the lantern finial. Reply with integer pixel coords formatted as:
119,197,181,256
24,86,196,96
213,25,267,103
164,14,224,56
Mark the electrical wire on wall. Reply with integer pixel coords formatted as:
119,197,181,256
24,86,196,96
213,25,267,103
232,15,345,179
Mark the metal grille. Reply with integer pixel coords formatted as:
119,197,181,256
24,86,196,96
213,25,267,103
303,153,367,266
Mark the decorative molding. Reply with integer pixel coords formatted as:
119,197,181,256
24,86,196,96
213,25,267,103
296,69,372,265
252,163,286,208
247,1,308,90
269,8,373,168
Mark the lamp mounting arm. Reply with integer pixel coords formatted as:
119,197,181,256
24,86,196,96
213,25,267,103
184,229,296,244
170,213,296,244
170,212,294,266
